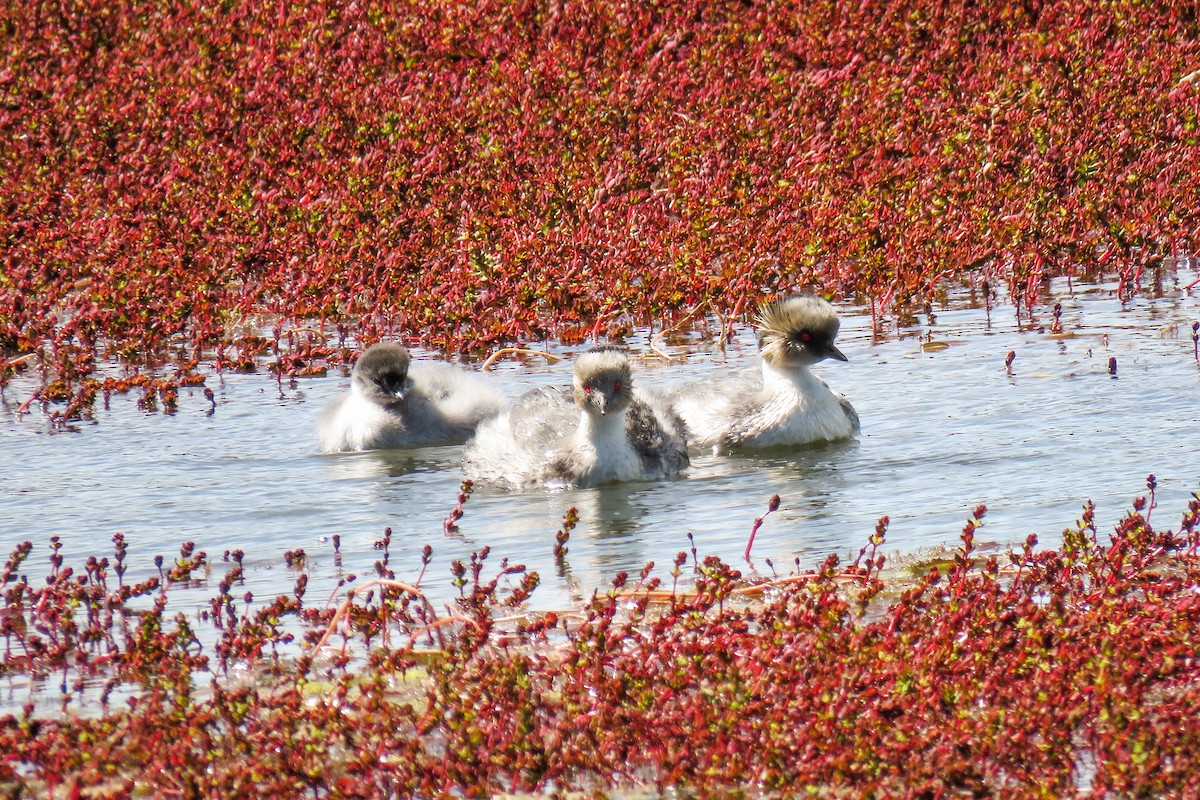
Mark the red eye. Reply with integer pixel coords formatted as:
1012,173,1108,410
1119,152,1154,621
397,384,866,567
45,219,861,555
614,381,622,392
800,332,813,343
583,385,592,393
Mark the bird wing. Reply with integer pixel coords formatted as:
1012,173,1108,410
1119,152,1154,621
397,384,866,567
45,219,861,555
508,386,577,451
625,392,690,474
838,393,860,434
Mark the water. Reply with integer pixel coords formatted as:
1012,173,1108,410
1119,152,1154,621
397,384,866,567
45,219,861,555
2,272,1199,648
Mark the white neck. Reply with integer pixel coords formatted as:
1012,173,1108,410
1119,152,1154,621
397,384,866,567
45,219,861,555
577,408,627,443
752,357,853,444
573,408,642,482
761,359,820,394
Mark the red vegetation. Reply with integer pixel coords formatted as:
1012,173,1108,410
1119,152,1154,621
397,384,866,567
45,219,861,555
3,0,1199,412
3,484,1200,796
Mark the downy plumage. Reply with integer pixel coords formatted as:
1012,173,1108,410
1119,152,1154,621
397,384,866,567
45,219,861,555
463,347,689,489
318,342,504,453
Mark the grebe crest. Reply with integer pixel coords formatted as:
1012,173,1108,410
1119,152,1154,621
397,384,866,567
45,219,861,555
669,295,858,452
755,295,848,369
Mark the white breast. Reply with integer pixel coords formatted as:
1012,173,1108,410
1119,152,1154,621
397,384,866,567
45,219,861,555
318,390,401,453
741,367,855,447
674,363,855,451
572,412,644,485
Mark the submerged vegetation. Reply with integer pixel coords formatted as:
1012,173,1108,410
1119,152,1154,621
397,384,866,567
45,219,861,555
3,484,1200,796
3,0,1200,416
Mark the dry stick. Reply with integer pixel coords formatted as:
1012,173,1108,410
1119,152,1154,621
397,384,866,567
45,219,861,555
645,301,709,363
314,578,436,653
323,568,885,657
404,613,487,649
490,611,588,626
645,344,678,363
481,347,562,371
732,572,864,594
278,326,329,340
610,572,866,605
3,353,39,368
1177,68,1200,88
318,580,587,656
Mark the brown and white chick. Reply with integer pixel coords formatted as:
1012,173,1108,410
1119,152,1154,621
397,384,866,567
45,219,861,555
319,342,504,452
464,347,689,489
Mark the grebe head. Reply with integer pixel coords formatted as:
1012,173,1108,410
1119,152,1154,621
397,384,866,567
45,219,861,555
571,347,633,417
352,342,412,405
755,295,848,369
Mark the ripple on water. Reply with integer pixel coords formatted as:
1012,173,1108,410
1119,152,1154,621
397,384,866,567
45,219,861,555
2,274,1199,627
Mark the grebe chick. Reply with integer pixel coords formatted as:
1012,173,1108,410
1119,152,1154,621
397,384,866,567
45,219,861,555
318,342,504,453
670,295,859,452
463,347,689,489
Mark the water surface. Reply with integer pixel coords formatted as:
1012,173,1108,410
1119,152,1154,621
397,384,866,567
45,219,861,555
2,273,1198,631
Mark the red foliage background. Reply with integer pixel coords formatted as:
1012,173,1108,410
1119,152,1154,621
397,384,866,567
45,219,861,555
2,0,1199,389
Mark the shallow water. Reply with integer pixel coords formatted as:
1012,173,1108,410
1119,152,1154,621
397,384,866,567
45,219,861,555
2,272,1199,699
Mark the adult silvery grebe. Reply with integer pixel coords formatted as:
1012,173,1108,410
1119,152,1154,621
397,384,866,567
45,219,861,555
670,295,859,452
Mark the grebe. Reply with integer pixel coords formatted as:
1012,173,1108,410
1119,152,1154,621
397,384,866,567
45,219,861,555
464,347,689,489
318,342,504,452
670,295,858,452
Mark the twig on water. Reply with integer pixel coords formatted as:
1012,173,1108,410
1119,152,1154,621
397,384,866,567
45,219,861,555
481,348,562,371
646,302,708,363
314,578,441,654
